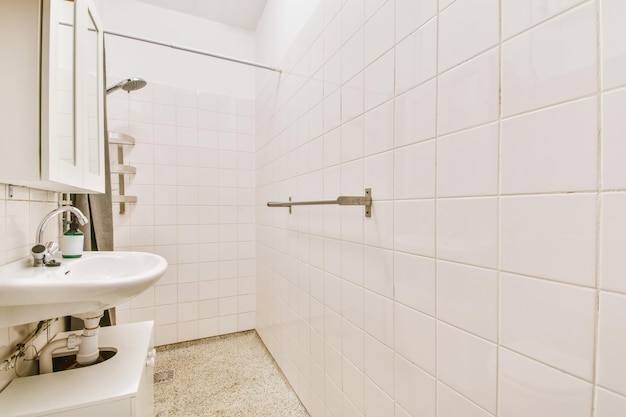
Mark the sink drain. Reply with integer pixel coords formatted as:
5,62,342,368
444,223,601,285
154,369,174,384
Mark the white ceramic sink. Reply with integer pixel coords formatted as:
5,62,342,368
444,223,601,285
0,251,167,327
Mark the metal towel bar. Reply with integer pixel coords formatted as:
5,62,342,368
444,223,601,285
267,188,372,218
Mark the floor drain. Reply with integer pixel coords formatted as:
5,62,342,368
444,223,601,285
154,369,174,384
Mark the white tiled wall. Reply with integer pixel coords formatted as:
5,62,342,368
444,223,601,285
106,80,256,346
0,184,63,389
255,0,626,416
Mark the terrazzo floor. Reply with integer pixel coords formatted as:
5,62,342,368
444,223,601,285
153,330,310,417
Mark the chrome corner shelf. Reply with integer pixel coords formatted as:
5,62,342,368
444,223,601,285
109,131,137,214
267,188,372,218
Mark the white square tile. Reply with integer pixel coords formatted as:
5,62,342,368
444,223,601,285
501,194,597,286
342,29,365,83
342,319,364,370
437,197,498,268
324,89,342,133
501,273,596,380
394,200,436,257
438,0,499,72
602,0,626,89
178,301,199,322
395,0,437,42
341,116,364,163
600,193,626,293
341,72,364,123
364,0,394,65
438,48,499,134
501,98,598,194
395,80,437,146
437,323,497,413
363,335,394,396
394,252,435,315
438,383,493,417
499,348,593,417
198,318,219,338
155,304,177,326
176,106,197,128
155,324,177,346
394,140,436,199
341,242,363,286
324,238,342,277
394,303,436,375
395,19,437,95
342,0,365,45
363,246,393,298
177,320,199,343
602,89,626,189
502,0,586,39
343,359,365,414
325,308,343,352
342,280,364,328
395,354,436,417
324,128,341,169
154,104,176,126
437,123,498,197
364,378,394,417
502,2,597,116
363,100,394,156
324,15,342,64
364,152,393,201
218,95,237,114
364,50,394,112
364,290,393,348
437,261,497,341
218,315,237,334
597,292,626,395
595,388,626,417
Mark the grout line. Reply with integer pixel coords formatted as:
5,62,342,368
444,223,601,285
592,0,604,414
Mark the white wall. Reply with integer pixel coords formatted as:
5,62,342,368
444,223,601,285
255,0,321,68
255,0,626,416
95,0,256,97
0,185,64,390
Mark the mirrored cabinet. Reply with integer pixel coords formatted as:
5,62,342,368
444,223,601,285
0,0,105,193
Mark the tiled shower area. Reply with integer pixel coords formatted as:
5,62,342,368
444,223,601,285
106,82,257,346
254,1,626,416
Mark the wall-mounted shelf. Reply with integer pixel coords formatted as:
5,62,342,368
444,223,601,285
108,131,135,146
110,164,137,175
112,195,138,204
108,131,137,214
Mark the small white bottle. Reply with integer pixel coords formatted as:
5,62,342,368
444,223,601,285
62,217,84,258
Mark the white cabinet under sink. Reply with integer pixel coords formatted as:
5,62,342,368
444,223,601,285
0,0,105,193
0,322,155,417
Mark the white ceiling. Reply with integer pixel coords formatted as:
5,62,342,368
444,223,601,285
134,0,269,31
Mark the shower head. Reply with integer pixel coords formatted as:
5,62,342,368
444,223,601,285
106,77,147,95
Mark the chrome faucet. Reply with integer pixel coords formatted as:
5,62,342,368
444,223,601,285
31,206,89,267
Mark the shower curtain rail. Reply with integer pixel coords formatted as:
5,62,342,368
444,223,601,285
267,189,372,218
103,30,282,73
